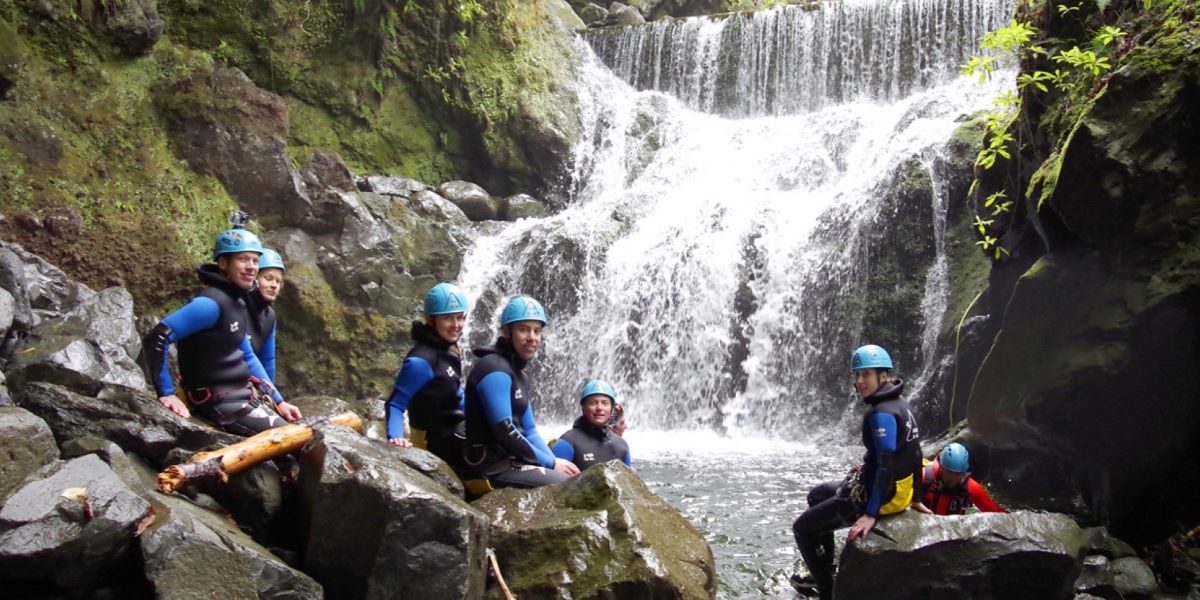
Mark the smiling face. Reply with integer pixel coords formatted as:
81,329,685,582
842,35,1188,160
218,252,260,291
582,394,613,427
428,313,466,345
503,321,543,361
256,268,284,303
852,368,887,399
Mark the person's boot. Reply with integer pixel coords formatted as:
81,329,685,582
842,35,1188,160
790,573,820,597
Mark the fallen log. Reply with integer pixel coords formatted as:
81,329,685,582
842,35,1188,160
157,411,365,494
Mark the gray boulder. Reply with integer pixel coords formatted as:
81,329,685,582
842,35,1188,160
299,427,489,600
142,466,323,599
410,190,470,225
501,193,548,221
1075,554,1115,598
159,67,312,227
0,407,59,502
611,2,647,26
0,371,11,406
473,461,717,599
1111,556,1158,599
359,175,431,198
301,148,356,193
544,0,586,31
0,454,154,589
579,3,609,26
16,382,240,465
1083,526,1138,560
81,0,164,55
835,511,1086,600
436,180,501,221
0,287,14,335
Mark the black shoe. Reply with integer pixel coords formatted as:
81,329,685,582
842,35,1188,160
789,574,820,596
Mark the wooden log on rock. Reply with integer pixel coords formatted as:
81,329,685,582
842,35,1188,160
157,411,365,494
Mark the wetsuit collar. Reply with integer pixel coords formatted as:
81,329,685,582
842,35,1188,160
411,320,453,351
197,263,249,299
471,336,526,371
863,378,904,405
572,415,609,439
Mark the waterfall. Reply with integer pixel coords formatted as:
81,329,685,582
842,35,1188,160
585,0,1011,117
457,0,1014,438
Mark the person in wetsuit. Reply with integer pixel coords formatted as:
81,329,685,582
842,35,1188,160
463,295,579,489
385,282,469,471
247,248,285,382
552,379,631,471
790,344,922,599
610,401,627,436
912,443,1005,516
142,228,302,435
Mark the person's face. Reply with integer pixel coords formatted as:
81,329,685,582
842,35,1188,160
939,469,968,488
852,368,886,399
429,313,466,345
611,414,627,436
582,395,612,427
256,268,284,303
504,321,543,361
219,252,259,291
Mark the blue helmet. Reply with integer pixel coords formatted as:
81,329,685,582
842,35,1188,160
213,228,264,259
851,344,893,371
580,379,616,403
259,248,286,272
500,295,547,326
940,443,970,473
424,283,469,316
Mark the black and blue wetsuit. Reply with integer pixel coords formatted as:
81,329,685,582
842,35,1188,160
463,337,567,489
791,379,921,600
552,417,631,471
142,264,285,437
385,321,466,470
246,289,277,382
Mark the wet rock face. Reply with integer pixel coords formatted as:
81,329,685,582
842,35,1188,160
0,407,59,502
473,462,717,599
299,427,489,600
835,511,1086,600
0,454,155,590
158,67,311,228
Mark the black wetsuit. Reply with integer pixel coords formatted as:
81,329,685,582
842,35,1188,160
791,379,921,599
552,417,631,470
385,321,466,470
142,264,285,437
246,289,278,382
463,337,566,489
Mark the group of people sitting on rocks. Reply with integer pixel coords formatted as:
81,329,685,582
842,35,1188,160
141,222,631,496
789,344,1005,599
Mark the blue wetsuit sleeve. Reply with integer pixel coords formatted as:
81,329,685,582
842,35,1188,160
458,386,465,412
552,438,575,462
519,406,556,468
385,357,435,440
241,337,283,403
624,448,632,466
260,324,277,382
864,412,898,517
477,372,552,467
155,297,221,396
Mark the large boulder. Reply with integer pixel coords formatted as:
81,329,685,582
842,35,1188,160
437,181,501,222
835,511,1086,600
0,407,59,502
157,67,312,227
15,382,239,465
0,454,155,590
473,462,717,599
501,193,548,221
299,427,489,600
358,175,431,198
80,0,164,56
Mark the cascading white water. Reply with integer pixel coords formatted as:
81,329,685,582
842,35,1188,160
457,0,1013,439
586,0,1009,117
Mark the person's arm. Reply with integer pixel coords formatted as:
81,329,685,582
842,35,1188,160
552,437,576,462
476,372,545,466
260,323,277,382
967,478,1006,513
241,338,284,404
850,412,899,541
385,357,435,442
623,448,632,466
516,401,556,469
144,297,221,397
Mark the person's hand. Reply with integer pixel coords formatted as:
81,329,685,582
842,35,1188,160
554,458,581,476
276,401,302,422
847,514,877,542
388,437,414,448
158,394,190,418
910,501,933,515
